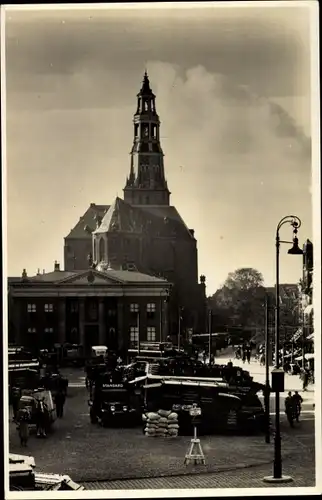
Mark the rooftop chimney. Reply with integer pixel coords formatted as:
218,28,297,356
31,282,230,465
22,269,27,279
37,268,41,275
54,261,60,272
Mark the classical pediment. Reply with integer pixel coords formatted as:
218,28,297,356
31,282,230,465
57,270,123,286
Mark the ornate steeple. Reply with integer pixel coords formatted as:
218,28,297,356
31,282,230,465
123,72,171,206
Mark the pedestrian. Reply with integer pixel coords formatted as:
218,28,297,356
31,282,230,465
285,391,295,428
16,407,30,447
246,348,251,364
54,390,66,418
292,391,303,422
36,398,48,438
302,367,309,391
11,386,21,422
242,348,246,364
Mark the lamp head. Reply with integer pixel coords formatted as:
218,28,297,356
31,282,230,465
288,237,304,255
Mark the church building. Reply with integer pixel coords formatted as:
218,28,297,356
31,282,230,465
64,72,206,335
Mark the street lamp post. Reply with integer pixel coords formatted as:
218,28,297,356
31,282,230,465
208,309,212,366
264,215,303,484
137,308,141,356
160,289,169,343
264,294,271,444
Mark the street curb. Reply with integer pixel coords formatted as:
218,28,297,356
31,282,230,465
78,459,275,484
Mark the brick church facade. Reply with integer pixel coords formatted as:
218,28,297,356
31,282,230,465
63,72,206,335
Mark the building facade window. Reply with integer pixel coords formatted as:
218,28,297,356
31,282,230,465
108,309,117,317
147,326,156,342
130,326,139,347
130,303,139,313
147,303,156,313
45,327,54,334
27,304,36,313
27,327,36,333
44,303,54,313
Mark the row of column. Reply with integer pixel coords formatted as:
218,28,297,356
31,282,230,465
58,298,124,349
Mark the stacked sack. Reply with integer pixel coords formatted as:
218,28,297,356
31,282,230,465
143,409,179,437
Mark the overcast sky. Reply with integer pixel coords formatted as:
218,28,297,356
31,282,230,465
4,3,315,294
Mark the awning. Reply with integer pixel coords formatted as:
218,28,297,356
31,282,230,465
304,304,314,316
295,353,314,361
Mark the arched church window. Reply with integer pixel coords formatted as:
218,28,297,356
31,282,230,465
134,124,139,137
142,125,149,137
137,98,141,112
99,238,105,262
144,101,149,112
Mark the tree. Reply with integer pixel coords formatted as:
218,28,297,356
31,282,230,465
209,268,267,340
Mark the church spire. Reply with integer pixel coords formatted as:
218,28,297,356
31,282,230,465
123,72,170,206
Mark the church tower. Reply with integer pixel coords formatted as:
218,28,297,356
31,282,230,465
123,72,171,206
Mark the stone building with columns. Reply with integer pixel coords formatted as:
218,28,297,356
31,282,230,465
8,261,170,356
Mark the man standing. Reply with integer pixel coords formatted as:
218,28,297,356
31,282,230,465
292,391,303,422
302,367,310,391
285,391,295,428
11,386,21,422
54,390,66,419
17,407,30,447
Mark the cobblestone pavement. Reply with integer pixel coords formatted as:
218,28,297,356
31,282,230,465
82,457,316,490
8,378,315,484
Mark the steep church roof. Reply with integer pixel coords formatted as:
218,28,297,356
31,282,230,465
66,203,109,239
93,197,140,234
93,197,194,240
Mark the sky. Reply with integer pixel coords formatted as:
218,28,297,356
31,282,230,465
3,2,316,295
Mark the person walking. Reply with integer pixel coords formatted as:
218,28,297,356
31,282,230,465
302,367,310,391
11,387,21,422
54,390,66,419
292,391,303,422
242,346,246,364
36,398,48,438
285,391,295,428
17,407,30,447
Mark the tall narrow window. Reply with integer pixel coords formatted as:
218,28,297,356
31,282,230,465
99,238,105,262
147,327,156,342
130,326,139,348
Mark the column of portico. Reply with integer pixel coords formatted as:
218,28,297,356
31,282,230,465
58,299,66,344
117,300,125,352
79,298,85,349
99,299,106,345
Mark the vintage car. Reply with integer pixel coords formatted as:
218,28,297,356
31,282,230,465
18,389,56,428
89,372,142,427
